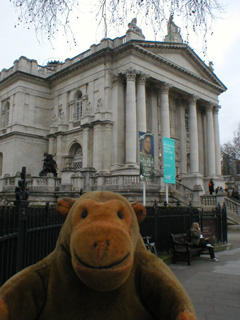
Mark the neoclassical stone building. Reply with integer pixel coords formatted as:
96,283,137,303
0,19,226,203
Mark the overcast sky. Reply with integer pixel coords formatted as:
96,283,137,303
0,0,239,145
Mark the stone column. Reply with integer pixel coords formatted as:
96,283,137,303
104,62,112,112
178,99,187,174
82,127,93,168
159,82,170,177
56,135,64,172
137,73,147,133
111,74,124,167
9,95,15,125
93,124,103,170
103,124,113,169
150,89,158,169
14,92,25,124
159,82,170,138
48,136,56,155
213,106,221,176
188,95,199,173
206,103,216,176
126,68,137,164
0,100,2,128
62,92,68,123
197,107,204,175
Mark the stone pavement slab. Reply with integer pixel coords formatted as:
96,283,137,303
169,243,240,320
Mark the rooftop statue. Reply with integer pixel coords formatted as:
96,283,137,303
127,18,144,36
164,14,183,43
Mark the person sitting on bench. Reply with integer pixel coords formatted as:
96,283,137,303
190,222,219,262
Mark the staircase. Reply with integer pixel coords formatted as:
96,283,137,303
170,181,193,206
224,197,240,226
171,182,240,226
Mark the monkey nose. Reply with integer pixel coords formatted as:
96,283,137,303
93,240,110,249
93,240,110,263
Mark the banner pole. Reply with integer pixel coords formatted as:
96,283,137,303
165,183,168,205
143,181,146,206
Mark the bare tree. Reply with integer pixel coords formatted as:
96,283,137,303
10,0,80,44
233,123,240,160
221,123,240,176
10,0,224,49
221,142,235,176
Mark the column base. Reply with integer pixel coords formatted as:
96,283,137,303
110,163,125,171
110,163,140,175
181,173,204,191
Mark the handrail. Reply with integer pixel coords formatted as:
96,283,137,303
175,180,193,192
224,197,240,215
171,181,193,204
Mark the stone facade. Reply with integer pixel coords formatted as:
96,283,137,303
0,19,226,202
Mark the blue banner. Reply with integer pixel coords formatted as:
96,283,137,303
163,137,175,184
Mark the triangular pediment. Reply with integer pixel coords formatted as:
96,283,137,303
135,42,226,91
157,51,204,77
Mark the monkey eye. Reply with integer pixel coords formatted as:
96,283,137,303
81,210,88,219
117,211,124,219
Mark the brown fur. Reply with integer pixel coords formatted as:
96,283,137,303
0,191,197,319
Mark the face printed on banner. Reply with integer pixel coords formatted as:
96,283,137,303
142,136,151,155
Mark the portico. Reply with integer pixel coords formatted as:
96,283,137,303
110,67,223,191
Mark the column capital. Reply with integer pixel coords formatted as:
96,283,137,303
137,73,147,84
205,102,215,112
126,67,137,81
112,73,124,86
213,105,221,114
188,94,198,104
159,82,170,94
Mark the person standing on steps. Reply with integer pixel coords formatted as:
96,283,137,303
208,178,214,195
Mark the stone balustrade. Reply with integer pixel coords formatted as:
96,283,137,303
224,197,240,215
1,173,61,192
201,195,217,206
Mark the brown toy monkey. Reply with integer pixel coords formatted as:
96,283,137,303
0,191,197,320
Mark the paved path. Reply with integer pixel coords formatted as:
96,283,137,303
169,230,240,320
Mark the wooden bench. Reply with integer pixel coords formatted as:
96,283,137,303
171,233,209,266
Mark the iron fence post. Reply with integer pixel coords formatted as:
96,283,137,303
15,202,28,272
188,202,193,229
14,167,29,272
222,203,228,243
216,204,222,242
153,202,159,252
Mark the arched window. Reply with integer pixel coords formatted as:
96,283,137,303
73,146,83,170
76,91,82,120
69,143,83,171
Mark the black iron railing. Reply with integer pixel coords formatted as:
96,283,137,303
0,202,227,287
0,204,66,286
140,204,227,254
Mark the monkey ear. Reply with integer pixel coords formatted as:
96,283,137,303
131,203,146,224
56,198,76,215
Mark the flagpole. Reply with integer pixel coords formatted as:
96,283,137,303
143,180,146,206
165,183,168,205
